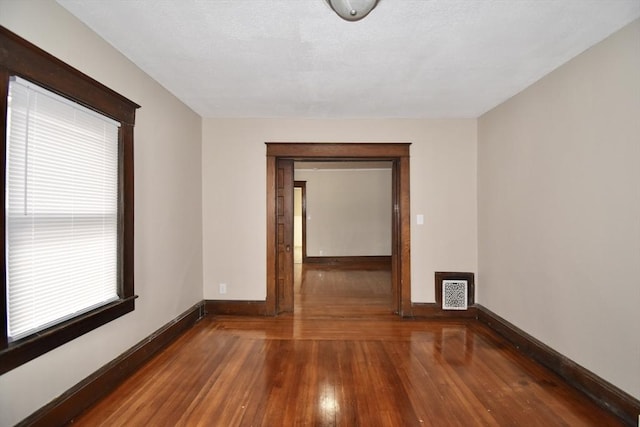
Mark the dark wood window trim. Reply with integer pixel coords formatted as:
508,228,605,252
0,26,140,375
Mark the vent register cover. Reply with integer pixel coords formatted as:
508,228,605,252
442,280,468,310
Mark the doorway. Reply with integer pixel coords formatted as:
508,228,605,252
266,143,411,316
293,181,306,264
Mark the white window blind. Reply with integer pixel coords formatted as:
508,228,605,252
5,76,120,341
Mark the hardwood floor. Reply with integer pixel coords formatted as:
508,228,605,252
69,265,624,426
294,264,393,318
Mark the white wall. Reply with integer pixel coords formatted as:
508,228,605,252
295,167,392,256
0,1,204,425
202,119,477,302
294,187,303,247
478,19,640,399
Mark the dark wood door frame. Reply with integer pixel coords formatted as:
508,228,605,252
266,143,411,316
294,181,307,262
275,159,294,313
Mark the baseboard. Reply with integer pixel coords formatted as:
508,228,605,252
303,256,391,270
15,300,638,426
476,305,640,426
206,300,478,320
17,302,205,427
205,300,270,316
407,303,478,319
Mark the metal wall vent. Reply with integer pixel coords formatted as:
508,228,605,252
442,280,468,310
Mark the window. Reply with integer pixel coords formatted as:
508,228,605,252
0,26,139,374
6,77,120,341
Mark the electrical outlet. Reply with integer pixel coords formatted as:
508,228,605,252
219,283,227,294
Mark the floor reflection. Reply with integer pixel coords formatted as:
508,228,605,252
293,263,393,319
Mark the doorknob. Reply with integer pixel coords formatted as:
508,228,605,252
286,245,291,252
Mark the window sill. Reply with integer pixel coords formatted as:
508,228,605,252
0,296,137,375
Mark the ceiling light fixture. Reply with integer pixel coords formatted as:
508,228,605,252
325,0,380,21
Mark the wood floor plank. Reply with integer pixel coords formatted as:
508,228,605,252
69,266,625,426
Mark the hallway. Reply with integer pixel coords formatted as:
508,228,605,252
294,263,393,318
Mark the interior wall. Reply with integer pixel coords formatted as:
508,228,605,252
202,118,477,302
294,187,302,247
294,167,392,256
478,19,640,399
0,2,204,425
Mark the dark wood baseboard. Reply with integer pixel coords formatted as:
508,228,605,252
476,305,640,426
15,300,639,426
407,303,478,319
17,302,205,427
303,256,391,270
205,300,270,316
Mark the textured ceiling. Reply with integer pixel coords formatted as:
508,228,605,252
57,0,639,118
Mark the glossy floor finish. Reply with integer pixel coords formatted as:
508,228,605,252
70,266,624,426
293,264,393,318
